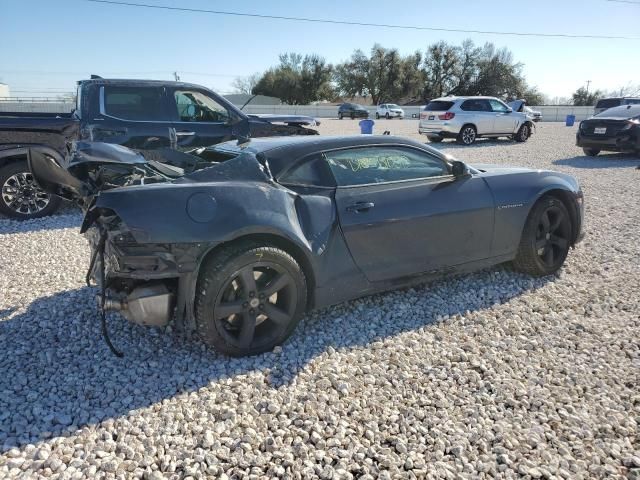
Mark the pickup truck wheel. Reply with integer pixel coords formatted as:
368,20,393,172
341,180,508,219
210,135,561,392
195,241,307,357
515,124,531,142
375,113,380,119
0,162,61,220
583,147,600,156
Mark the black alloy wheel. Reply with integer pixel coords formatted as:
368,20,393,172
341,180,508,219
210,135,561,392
514,196,572,276
195,242,307,356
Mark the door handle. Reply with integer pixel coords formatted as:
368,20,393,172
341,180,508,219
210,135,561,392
175,131,196,136
346,201,375,213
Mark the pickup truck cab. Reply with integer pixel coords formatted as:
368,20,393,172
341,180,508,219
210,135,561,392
0,78,318,219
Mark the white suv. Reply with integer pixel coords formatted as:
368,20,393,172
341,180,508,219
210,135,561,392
376,104,405,119
418,96,533,145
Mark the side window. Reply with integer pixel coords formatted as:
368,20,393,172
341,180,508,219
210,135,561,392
489,99,510,113
461,99,490,112
324,147,449,186
279,155,336,187
174,90,230,123
103,86,165,121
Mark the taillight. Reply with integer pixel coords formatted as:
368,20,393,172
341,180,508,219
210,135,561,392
438,112,455,120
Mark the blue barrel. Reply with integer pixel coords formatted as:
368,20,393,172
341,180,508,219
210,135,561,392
359,118,374,134
565,114,576,127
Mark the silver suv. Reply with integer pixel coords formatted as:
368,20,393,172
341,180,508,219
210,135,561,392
418,96,533,145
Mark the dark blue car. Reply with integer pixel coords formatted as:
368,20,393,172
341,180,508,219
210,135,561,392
29,135,584,356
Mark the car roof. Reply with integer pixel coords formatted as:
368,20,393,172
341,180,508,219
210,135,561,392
79,78,207,91
430,96,498,102
213,135,448,177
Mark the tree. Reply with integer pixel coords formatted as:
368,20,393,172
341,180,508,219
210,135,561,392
230,73,261,95
334,45,422,104
252,53,334,105
572,87,602,106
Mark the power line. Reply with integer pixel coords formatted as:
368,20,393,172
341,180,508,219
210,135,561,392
82,0,639,40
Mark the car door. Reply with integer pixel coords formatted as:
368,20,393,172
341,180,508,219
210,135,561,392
326,145,495,282
94,84,174,150
459,99,494,134
490,99,519,133
168,87,234,149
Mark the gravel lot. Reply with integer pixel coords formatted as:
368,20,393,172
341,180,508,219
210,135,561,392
1,122,639,479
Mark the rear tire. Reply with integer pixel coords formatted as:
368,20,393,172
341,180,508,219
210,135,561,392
515,124,531,142
513,196,572,276
0,161,61,220
375,113,380,119
350,113,355,120
385,113,390,119
456,125,477,145
195,241,307,357
583,147,600,156
338,113,343,120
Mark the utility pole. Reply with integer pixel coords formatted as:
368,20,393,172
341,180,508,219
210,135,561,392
585,80,591,95
173,71,180,82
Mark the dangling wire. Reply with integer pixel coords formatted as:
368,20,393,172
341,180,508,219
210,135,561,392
95,231,124,357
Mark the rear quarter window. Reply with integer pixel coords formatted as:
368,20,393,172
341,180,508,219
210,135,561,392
103,86,165,121
424,101,454,111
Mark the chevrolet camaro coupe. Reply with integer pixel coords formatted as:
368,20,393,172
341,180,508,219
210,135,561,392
29,136,584,356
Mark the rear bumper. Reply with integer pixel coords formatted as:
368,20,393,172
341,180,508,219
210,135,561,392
419,129,459,139
419,122,460,137
576,131,639,151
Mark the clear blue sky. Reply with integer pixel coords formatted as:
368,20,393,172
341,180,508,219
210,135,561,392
2,0,639,100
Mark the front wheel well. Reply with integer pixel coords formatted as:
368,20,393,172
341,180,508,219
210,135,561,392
196,233,316,309
0,153,28,168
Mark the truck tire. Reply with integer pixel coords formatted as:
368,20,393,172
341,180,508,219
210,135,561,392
195,241,307,357
0,161,61,220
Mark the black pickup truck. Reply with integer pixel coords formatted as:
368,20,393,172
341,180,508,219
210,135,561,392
0,78,319,220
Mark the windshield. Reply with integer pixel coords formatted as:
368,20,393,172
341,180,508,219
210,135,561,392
388,104,400,109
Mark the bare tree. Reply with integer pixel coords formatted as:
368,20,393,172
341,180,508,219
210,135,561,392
231,73,261,95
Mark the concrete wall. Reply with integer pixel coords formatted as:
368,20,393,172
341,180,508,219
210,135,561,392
0,100,596,122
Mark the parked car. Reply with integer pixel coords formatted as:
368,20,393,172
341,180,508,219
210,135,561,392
376,104,405,119
508,99,543,122
525,106,542,122
0,77,319,220
338,103,369,119
594,97,640,115
29,135,584,357
576,104,640,156
419,96,534,145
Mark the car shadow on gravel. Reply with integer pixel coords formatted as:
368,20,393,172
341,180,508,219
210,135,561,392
0,268,553,451
426,138,518,150
0,212,81,235
553,154,640,169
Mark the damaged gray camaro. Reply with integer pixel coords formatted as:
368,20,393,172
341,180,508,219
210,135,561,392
29,136,584,357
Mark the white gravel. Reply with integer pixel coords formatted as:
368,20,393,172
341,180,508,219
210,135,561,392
1,122,639,479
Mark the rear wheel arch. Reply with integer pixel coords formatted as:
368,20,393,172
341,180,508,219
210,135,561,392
196,233,317,310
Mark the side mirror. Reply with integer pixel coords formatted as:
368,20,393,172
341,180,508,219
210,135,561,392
451,160,469,177
506,107,513,113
